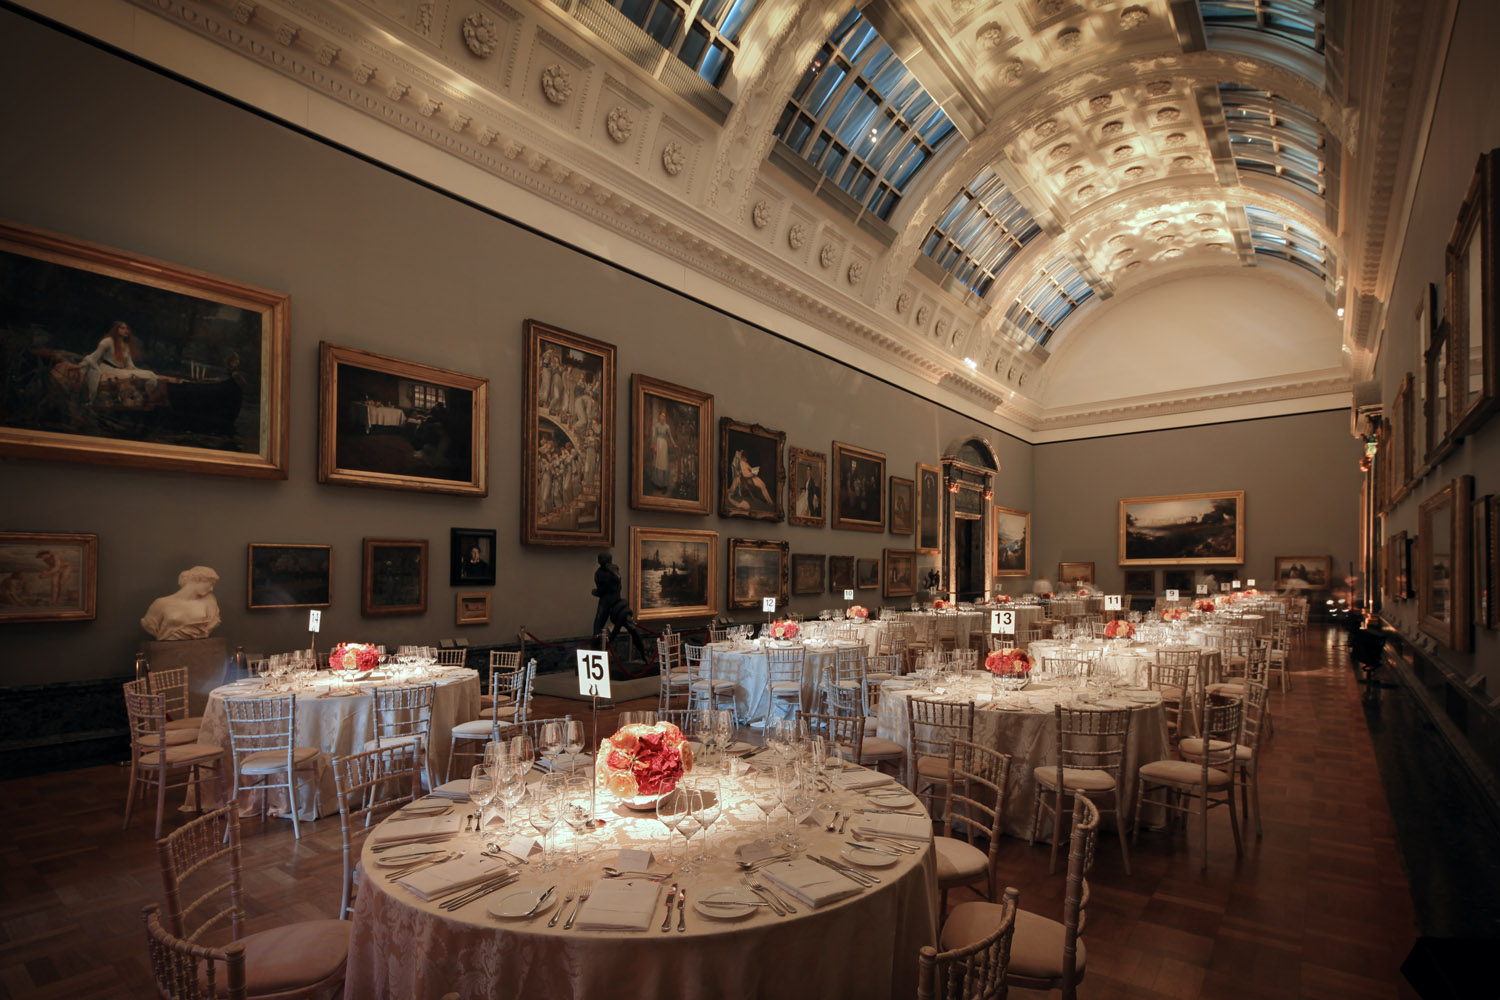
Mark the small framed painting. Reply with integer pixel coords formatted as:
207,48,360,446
1446,149,1497,440
629,526,718,621
362,538,427,616
455,592,491,626
727,538,789,610
1273,555,1331,590
916,463,942,554
319,342,488,496
1124,570,1155,595
1419,477,1473,651
631,374,712,515
888,476,914,535
1058,562,1095,587
856,557,880,591
720,418,786,522
1162,569,1194,595
993,505,1029,577
246,543,331,610
1393,530,1413,601
792,553,826,595
0,531,97,623
787,447,827,528
832,441,885,532
883,548,915,599
450,528,497,587
1478,495,1499,628
829,555,855,592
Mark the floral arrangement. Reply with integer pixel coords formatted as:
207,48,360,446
985,648,1032,676
993,594,1012,604
1039,592,1055,600
932,599,948,610
1161,608,1189,622
767,619,800,640
598,721,693,799
330,642,380,672
846,605,869,620
1077,588,1091,596
1243,588,1261,598
1104,619,1135,639
1194,599,1216,613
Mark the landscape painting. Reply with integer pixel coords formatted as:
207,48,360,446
1118,491,1245,566
728,538,788,610
792,553,826,595
1273,555,1332,590
993,505,1029,576
247,543,331,609
629,526,717,621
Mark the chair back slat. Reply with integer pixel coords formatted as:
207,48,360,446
798,710,865,763
916,887,1018,1000
143,903,247,1000
223,694,298,758
1054,707,1131,775
372,684,436,745
147,667,193,722
331,743,421,919
156,805,242,944
944,739,1011,849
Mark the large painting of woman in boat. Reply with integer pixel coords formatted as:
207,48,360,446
0,221,289,477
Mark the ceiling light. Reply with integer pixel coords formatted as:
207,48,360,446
963,357,977,369
1336,306,1345,318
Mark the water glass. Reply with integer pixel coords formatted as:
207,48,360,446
690,777,721,862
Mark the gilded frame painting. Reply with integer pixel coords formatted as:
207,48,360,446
916,463,942,554
1118,491,1245,566
361,538,428,617
856,557,880,591
792,553,826,596
0,531,97,623
787,447,827,528
831,441,885,533
319,342,488,496
455,592,491,626
630,374,712,515
720,418,785,522
1419,477,1473,652
727,537,789,611
883,548,915,599
829,555,855,593
246,543,331,610
1447,148,1498,440
889,476,914,535
1058,561,1095,587
629,526,718,622
0,220,290,478
522,320,615,546
1273,556,1331,591
993,505,1030,577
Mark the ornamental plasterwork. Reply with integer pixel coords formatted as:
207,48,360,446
661,142,686,177
1088,94,1112,112
316,44,339,66
935,318,949,340
896,292,911,314
916,305,931,326
419,98,442,117
353,63,375,85
1145,80,1172,97
1120,5,1149,29
462,13,498,58
541,64,572,105
1035,119,1058,139
387,80,409,101
1100,120,1123,138
232,2,254,25
275,22,298,46
606,106,634,143
478,128,498,146
1156,107,1181,124
978,25,1005,51
819,244,837,269
1056,28,1082,51
847,261,865,285
751,201,771,229
1001,59,1024,83
450,113,470,133
788,223,806,250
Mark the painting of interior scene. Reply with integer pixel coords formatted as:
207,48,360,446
334,362,473,483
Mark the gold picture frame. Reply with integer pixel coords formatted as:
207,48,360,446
361,538,428,617
1118,490,1246,566
788,447,827,528
720,418,786,522
455,592,492,626
0,531,97,623
628,526,718,621
831,441,885,533
727,537,788,610
1418,476,1472,651
630,374,712,515
993,505,1030,577
916,463,942,554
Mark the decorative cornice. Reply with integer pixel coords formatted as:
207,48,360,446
1035,372,1352,430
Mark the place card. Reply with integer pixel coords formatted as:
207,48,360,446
616,847,655,870
503,833,542,858
801,806,834,828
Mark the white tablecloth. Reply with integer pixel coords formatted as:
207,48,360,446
345,766,939,1000
198,668,481,819
707,640,864,720
352,401,405,432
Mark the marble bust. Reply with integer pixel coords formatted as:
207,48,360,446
141,566,222,641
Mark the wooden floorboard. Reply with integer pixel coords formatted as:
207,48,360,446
0,627,1417,998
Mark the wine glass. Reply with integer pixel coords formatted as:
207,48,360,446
655,787,690,865
748,772,779,838
690,777,721,862
562,776,595,864
469,764,497,833
563,720,586,769
527,775,563,872
509,734,536,776
774,762,806,850
713,710,735,767
539,721,564,770
494,757,527,832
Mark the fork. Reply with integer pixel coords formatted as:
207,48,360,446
564,888,590,929
740,876,784,916
745,874,796,914
547,886,576,928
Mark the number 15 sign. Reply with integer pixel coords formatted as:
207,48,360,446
577,649,612,699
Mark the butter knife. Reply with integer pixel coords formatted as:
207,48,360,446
660,883,678,932
814,854,878,886
676,887,687,932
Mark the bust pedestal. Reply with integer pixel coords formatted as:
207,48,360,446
142,637,227,717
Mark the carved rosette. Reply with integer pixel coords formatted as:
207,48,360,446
751,201,771,229
462,13,498,58
606,106,634,144
896,292,911,314
818,244,837,269
847,260,865,285
316,44,339,67
916,305,931,326
1145,80,1172,97
1111,145,1134,161
541,65,572,105
1049,144,1073,162
1164,132,1188,147
1156,107,1181,124
1056,28,1082,51
935,318,949,340
1123,166,1145,180
1088,94,1112,112
1194,213,1217,225
661,142,686,177
788,223,806,250
1035,119,1058,139
275,23,299,46
1076,185,1096,200
1001,59,1024,83
1172,155,1196,168
1101,120,1123,137
232,3,255,26
978,25,1005,50
1065,164,1086,182
1120,5,1149,28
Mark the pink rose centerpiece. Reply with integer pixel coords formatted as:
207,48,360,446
932,599,948,610
994,594,1012,604
1103,619,1135,640
767,619,801,640
1161,608,1189,622
598,721,694,808
985,648,1033,690
846,605,869,620
1077,588,1091,597
1039,591,1055,600
1194,599,1217,614
330,642,380,672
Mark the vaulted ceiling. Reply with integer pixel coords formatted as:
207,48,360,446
29,0,1452,438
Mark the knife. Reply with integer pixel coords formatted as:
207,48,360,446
525,885,557,917
815,854,879,885
676,887,687,932
843,840,900,856
660,883,678,932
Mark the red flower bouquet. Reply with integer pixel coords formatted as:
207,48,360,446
767,619,801,640
598,721,694,801
994,594,1012,604
932,599,948,610
1103,619,1135,639
1040,592,1055,600
846,605,869,620
1161,608,1189,622
330,642,380,672
985,648,1032,676
1194,599,1216,613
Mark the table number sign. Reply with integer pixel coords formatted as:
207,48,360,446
577,649,612,699
1233,580,1242,589
992,608,1016,634
1165,589,1180,601
1104,595,1123,611
762,597,777,614
843,589,854,601
1247,579,1256,587
308,610,322,632
1221,583,1232,592
1195,584,1208,595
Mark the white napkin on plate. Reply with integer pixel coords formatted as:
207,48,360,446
853,813,931,842
574,878,660,931
760,859,862,909
831,769,893,791
372,812,464,844
397,853,508,901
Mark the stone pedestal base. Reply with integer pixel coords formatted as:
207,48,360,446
143,637,227,717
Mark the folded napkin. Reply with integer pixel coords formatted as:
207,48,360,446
760,859,862,909
574,878,660,931
831,769,893,791
373,812,465,844
397,853,508,901
853,813,931,842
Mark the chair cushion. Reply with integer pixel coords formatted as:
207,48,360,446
915,755,951,780
165,716,203,732
689,679,735,692
1206,681,1245,697
941,904,1086,982
860,736,905,760
362,735,422,753
140,743,225,767
1033,766,1116,792
239,746,320,775
451,719,496,738
1178,737,1251,762
769,682,802,695
479,705,518,720
1137,759,1231,786
216,919,351,995
934,835,988,886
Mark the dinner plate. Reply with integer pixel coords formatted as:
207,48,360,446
1097,699,1134,709
693,887,760,919
320,689,361,698
488,888,557,919
841,845,898,868
1124,691,1159,703
866,788,916,807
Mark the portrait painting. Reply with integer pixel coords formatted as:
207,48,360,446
889,476,914,535
883,548,915,599
993,505,1029,576
0,221,289,478
727,538,789,610
319,342,488,496
523,320,615,546
788,447,827,528
792,553,826,595
450,528,497,586
916,463,941,553
246,543,331,610
829,555,855,592
856,557,880,591
1118,491,1245,566
631,374,712,515
629,526,718,621
0,531,96,623
832,441,885,532
720,418,786,522
362,538,427,616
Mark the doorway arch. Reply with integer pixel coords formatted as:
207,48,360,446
940,437,999,602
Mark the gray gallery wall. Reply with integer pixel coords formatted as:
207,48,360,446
1031,410,1363,599
0,9,1030,688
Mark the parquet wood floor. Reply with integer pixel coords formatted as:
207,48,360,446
0,628,1417,999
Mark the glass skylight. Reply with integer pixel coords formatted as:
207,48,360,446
1199,0,1324,53
920,169,1042,297
1220,84,1325,196
1004,256,1095,346
774,8,958,220
604,0,763,86
1245,204,1328,278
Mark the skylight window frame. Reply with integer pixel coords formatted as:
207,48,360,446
602,0,763,86
920,168,1043,299
1220,84,1328,197
1004,255,1096,347
1200,0,1325,54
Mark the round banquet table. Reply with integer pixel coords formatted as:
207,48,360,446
707,639,864,720
197,667,481,819
344,765,939,1000
875,674,1169,839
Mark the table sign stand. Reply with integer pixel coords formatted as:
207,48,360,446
577,649,611,832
